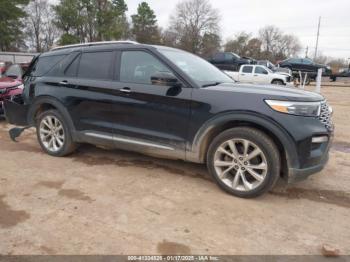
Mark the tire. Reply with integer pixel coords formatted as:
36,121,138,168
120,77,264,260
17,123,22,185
271,79,284,85
36,109,77,157
207,127,280,198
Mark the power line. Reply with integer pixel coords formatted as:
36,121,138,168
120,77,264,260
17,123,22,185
314,16,321,59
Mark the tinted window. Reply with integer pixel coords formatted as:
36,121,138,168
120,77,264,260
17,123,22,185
31,55,66,76
65,54,80,77
255,66,268,74
78,51,113,80
224,53,234,61
213,53,225,62
302,59,313,64
120,51,171,84
242,66,253,73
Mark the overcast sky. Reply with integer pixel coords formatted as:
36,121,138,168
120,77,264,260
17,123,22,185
125,0,350,59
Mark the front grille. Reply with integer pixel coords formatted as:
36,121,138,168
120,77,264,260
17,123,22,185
286,76,291,82
319,100,333,131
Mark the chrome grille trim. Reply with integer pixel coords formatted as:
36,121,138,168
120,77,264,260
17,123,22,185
318,100,333,131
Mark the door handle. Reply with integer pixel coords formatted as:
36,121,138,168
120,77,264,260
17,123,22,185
59,80,68,86
240,74,245,76
254,74,258,76
120,87,131,93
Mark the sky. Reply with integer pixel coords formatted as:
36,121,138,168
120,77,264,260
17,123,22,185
125,0,350,60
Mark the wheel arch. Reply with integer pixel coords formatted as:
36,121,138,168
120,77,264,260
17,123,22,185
186,112,298,178
271,78,285,85
27,95,77,139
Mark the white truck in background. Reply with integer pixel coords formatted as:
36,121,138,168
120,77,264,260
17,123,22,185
225,65,293,86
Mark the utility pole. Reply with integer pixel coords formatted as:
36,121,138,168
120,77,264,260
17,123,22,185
305,46,309,58
314,16,321,60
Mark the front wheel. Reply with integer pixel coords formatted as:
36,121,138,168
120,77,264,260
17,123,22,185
207,127,280,198
36,109,77,157
271,79,284,85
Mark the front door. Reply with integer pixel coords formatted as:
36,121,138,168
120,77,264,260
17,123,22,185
254,66,270,84
110,50,192,157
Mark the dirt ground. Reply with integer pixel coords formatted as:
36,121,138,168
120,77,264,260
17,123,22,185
0,85,349,255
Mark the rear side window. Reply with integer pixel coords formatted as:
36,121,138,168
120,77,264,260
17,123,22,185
242,66,253,73
31,55,66,76
77,51,113,80
213,53,224,62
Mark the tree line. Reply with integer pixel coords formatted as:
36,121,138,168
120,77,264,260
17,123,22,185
0,0,347,66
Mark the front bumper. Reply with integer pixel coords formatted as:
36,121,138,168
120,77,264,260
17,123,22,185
287,132,333,183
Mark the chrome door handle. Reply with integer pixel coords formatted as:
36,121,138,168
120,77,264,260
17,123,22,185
59,80,68,85
120,87,131,93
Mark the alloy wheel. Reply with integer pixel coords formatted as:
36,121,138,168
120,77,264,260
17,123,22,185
213,138,268,191
39,115,65,152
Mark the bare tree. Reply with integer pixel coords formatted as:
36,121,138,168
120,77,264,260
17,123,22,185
168,0,220,54
26,0,59,52
258,25,301,62
224,32,251,55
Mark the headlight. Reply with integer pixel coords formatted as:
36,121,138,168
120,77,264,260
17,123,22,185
16,84,24,89
265,100,321,117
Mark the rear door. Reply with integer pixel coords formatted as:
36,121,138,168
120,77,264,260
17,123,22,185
109,49,192,155
61,50,118,135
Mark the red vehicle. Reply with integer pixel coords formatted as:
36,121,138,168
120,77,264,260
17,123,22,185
0,64,26,115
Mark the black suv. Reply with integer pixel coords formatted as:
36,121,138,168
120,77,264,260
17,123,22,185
208,52,253,71
4,41,334,198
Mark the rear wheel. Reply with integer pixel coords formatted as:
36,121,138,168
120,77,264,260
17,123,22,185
207,127,280,198
36,109,77,156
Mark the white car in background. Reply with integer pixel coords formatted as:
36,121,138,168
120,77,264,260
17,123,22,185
225,64,294,86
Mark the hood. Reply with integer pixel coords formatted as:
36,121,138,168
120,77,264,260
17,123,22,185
0,76,22,89
272,71,291,78
206,82,324,102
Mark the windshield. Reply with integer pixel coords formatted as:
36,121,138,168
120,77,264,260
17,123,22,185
159,49,234,86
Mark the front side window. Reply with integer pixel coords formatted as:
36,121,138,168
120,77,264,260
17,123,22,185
254,66,268,74
120,51,172,84
78,51,113,80
224,53,234,61
159,49,234,86
242,66,253,73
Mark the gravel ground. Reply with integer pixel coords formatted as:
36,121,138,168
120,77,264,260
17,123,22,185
0,85,349,255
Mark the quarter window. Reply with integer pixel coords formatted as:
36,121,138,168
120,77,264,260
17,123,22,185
77,51,113,80
31,55,66,76
120,51,171,84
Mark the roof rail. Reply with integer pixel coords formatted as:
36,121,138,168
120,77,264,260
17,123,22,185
51,40,138,51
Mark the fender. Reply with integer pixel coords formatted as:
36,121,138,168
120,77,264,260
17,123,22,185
27,95,78,140
186,111,299,169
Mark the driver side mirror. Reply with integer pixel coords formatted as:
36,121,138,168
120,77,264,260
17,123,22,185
151,72,181,87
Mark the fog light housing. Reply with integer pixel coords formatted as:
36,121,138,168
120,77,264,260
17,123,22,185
312,136,328,143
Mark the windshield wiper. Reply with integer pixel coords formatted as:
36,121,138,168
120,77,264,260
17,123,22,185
201,82,223,88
